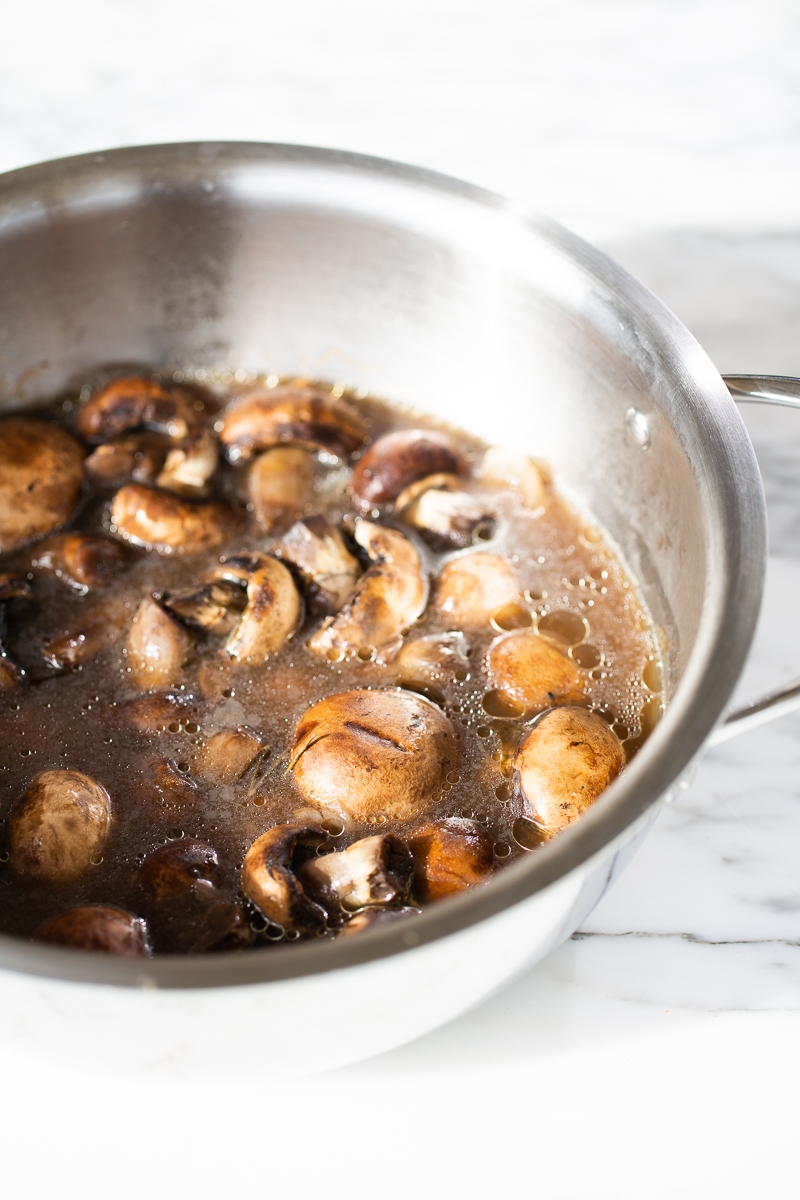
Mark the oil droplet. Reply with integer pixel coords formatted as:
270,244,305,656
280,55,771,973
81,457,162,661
494,842,511,858
447,772,460,784
538,610,588,647
512,816,546,851
476,726,492,739
166,828,184,840
252,795,266,806
168,722,181,733
490,602,532,633
482,690,525,719
640,695,663,736
321,819,345,837
495,782,511,803
185,722,200,734
642,657,662,692
326,648,345,663
571,642,602,669
357,645,376,662
90,852,103,866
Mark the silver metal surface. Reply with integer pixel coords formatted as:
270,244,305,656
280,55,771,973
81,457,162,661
0,142,767,988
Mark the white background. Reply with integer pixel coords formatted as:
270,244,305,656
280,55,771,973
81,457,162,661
3,2,800,1197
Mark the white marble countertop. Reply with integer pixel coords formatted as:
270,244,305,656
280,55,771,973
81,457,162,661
3,3,800,1197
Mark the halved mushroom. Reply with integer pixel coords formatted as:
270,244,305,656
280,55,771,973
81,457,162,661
486,629,586,715
210,554,301,662
190,903,254,952
512,705,624,835
300,833,414,911
84,433,170,490
248,446,315,534
7,769,111,883
110,484,236,554
138,838,220,902
396,474,494,549
307,522,426,664
477,447,550,509
122,691,199,733
274,516,361,616
126,595,193,690
0,574,31,690
163,579,247,635
156,428,219,496
241,824,328,936
337,906,421,938
0,417,85,553
289,688,457,823
393,632,471,699
432,552,522,629
194,727,268,786
147,758,200,808
219,387,366,462
350,429,464,507
35,906,149,956
31,533,126,593
75,376,202,442
407,818,493,901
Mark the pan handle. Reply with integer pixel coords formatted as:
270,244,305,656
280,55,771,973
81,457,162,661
707,374,800,746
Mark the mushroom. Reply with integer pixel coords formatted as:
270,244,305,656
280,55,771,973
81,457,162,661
247,446,315,534
432,552,522,629
110,484,236,554
338,906,421,938
74,376,202,442
190,903,254,952
84,433,170,490
0,417,85,553
485,629,586,715
122,691,199,733
241,824,329,935
194,727,268,785
163,579,247,635
512,705,624,835
137,838,220,902
126,595,193,690
7,769,111,883
477,447,550,509
156,428,219,496
393,631,471,699
31,533,126,593
396,474,494,549
205,554,301,662
35,906,149,956
219,387,366,462
289,688,457,823
0,574,31,690
41,601,129,673
307,522,427,664
350,429,464,507
300,833,414,911
407,818,494,901
147,758,200,808
274,516,361,615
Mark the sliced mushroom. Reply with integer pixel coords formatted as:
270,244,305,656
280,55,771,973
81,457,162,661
126,595,193,690
194,727,268,785
300,833,414,911
190,903,254,952
0,574,31,690
31,534,126,593
41,602,128,673
110,484,236,554
84,433,170,489
350,429,464,507
35,906,149,956
147,758,200,808
7,769,111,883
210,554,301,663
0,417,85,553
248,446,315,534
512,706,624,835
138,839,220,902
337,906,421,938
274,516,361,615
397,474,494,549
486,629,586,715
393,632,471,699
122,691,199,733
307,522,427,664
432,552,522,629
407,818,493,901
241,824,328,935
75,377,202,442
477,446,550,509
219,387,366,463
156,428,219,496
289,688,457,822
163,579,247,634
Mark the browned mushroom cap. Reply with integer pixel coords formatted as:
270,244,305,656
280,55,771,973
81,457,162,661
289,688,457,822
74,377,202,443
83,433,170,490
122,691,199,733
350,430,464,507
513,706,624,835
300,833,414,911
486,629,586,715
190,903,254,952
110,484,236,554
31,534,126,593
156,428,219,496
163,579,247,635
209,554,301,662
7,769,111,883
35,906,149,956
248,446,315,534
396,474,494,549
407,818,494,901
137,838,220,902
194,727,268,785
0,418,85,553
307,522,427,664
274,516,361,616
219,387,366,463
126,595,193,690
432,552,522,629
393,632,470,699
241,824,328,935
337,905,421,938
477,447,550,508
